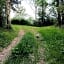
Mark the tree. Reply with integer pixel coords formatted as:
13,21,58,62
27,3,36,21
5,0,11,28
5,0,22,29
35,0,48,25
0,0,22,28
54,0,64,27
0,0,6,27
15,6,26,18
60,0,64,25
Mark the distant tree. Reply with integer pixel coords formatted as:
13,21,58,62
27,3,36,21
35,0,48,25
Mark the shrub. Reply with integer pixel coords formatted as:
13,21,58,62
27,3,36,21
33,20,43,27
11,18,32,26
20,19,30,25
11,18,20,24
33,19,54,27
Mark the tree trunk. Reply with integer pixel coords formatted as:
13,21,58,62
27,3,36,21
62,11,64,24
61,0,64,25
0,15,2,27
57,12,62,27
56,0,62,27
5,0,11,29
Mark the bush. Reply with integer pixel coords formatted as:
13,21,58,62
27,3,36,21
11,18,32,26
33,20,43,27
11,18,20,24
20,19,30,25
33,19,54,27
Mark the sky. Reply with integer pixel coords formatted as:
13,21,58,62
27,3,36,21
46,0,53,4
10,0,53,19
10,0,35,19
21,0,35,19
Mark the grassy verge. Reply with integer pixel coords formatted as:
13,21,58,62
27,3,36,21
38,26,64,64
0,25,21,51
0,29,16,51
5,32,38,64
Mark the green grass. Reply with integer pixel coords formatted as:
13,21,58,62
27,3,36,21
12,25,64,64
1,25,64,64
0,25,38,51
5,32,38,64
12,25,39,32
38,26,64,64
0,26,21,51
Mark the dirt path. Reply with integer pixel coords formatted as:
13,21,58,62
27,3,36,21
0,30,25,64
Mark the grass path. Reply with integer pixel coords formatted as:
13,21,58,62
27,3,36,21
0,30,25,64
31,28,45,64
35,34,45,64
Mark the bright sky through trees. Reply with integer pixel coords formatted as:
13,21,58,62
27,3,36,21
10,0,35,19
46,0,53,4
10,0,53,19
21,0,35,19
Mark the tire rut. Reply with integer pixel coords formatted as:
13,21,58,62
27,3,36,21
0,30,25,64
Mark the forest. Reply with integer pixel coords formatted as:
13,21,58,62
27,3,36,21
0,0,64,64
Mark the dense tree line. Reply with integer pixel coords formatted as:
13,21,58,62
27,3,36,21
34,0,64,27
54,0,64,27
0,0,64,28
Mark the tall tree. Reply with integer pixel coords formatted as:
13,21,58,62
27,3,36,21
0,0,6,27
4,0,21,29
35,0,47,23
5,0,11,28
54,0,64,27
60,0,64,25
0,0,22,28
5,0,21,29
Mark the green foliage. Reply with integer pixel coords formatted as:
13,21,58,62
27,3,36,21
33,18,54,27
57,5,64,12
11,18,32,26
36,0,47,6
5,32,37,64
2,25,64,64
38,26,64,64
0,26,19,51
27,17,34,25
0,0,6,27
